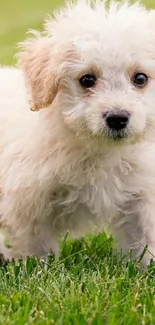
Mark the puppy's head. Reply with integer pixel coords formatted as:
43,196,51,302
18,0,155,144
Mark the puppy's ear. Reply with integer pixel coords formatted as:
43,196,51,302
18,32,58,111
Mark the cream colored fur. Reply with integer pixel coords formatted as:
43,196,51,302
1,0,155,267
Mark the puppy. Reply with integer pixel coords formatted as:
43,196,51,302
1,0,155,267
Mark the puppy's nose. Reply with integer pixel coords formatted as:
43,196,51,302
104,111,130,131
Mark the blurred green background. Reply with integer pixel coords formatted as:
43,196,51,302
0,0,155,65
0,0,64,64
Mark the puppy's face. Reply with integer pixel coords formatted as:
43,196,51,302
19,1,155,144
59,37,155,143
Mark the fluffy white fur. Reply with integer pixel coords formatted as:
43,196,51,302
1,0,155,267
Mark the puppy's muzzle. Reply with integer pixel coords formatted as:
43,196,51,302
104,110,130,131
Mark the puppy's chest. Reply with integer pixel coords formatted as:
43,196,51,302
54,163,126,217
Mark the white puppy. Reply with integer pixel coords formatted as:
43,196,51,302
1,0,155,266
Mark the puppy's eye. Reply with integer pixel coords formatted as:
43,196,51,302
79,74,96,88
132,73,148,88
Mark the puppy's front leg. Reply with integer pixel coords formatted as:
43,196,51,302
112,194,155,267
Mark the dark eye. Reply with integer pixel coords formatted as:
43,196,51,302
79,74,96,88
132,73,148,88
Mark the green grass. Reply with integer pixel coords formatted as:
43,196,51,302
0,234,155,325
0,0,155,324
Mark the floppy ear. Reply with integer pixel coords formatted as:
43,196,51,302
18,32,58,111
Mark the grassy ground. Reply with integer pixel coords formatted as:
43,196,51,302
0,0,155,324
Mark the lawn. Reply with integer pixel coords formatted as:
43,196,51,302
0,0,155,324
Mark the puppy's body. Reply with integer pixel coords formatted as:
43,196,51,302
1,1,155,266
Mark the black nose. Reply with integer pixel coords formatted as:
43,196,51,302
105,111,129,131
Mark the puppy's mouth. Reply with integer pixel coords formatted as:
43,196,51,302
104,128,130,141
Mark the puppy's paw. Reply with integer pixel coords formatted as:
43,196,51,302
139,249,155,269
